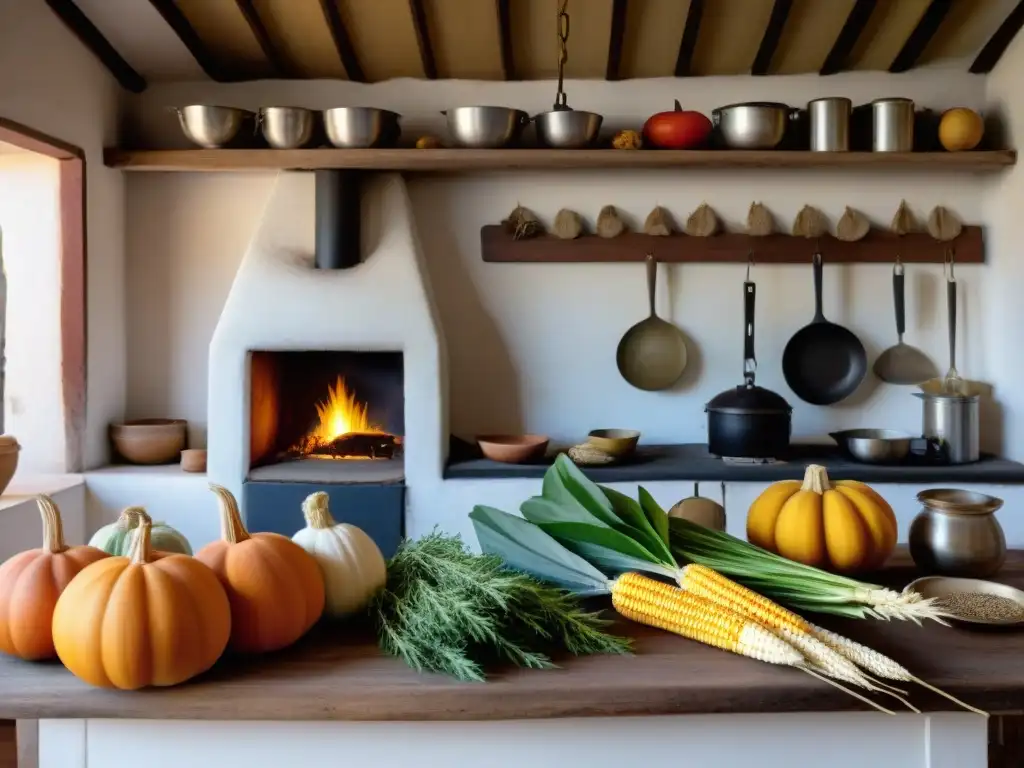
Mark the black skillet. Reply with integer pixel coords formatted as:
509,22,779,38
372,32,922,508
781,251,867,405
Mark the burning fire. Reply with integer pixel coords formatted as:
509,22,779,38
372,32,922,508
310,377,380,443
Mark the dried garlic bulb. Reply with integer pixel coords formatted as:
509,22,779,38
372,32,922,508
836,207,870,242
644,206,675,236
890,200,916,235
927,206,962,241
746,202,775,236
502,205,542,240
568,443,616,466
792,205,829,238
552,208,584,240
685,203,720,237
597,205,627,238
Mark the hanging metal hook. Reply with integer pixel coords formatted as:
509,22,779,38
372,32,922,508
944,247,956,281
746,250,754,282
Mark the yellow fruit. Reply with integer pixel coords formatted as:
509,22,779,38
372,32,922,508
415,135,442,149
745,465,897,574
939,108,984,152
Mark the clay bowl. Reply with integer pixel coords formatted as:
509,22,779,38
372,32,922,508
111,419,187,465
180,448,207,473
0,435,21,495
587,429,641,458
477,434,549,464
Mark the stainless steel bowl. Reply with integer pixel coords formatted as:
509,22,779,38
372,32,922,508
712,102,798,149
829,428,912,464
260,106,315,149
444,106,529,148
534,109,603,148
177,105,253,148
323,107,401,148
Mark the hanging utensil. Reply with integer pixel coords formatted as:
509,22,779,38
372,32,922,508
669,482,726,531
615,254,688,391
940,250,967,395
532,0,603,148
873,258,937,385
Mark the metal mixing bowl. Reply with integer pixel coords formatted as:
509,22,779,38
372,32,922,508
323,107,401,148
712,102,799,149
829,428,913,464
534,109,603,148
444,106,529,148
260,106,315,149
177,105,253,148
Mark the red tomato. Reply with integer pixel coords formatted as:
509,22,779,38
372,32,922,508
642,101,713,149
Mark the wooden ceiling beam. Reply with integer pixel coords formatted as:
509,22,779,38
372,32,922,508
44,0,147,93
889,0,953,73
674,0,704,77
969,0,1024,74
496,0,515,80
820,0,877,75
234,0,294,78
317,0,365,82
751,0,792,75
606,0,628,80
148,0,227,81
408,0,438,79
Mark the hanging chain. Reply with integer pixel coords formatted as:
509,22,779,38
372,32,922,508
555,0,569,109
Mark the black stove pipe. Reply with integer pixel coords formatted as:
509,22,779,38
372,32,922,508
315,170,361,270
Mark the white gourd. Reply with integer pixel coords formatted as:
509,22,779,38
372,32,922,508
87,506,193,556
292,492,387,618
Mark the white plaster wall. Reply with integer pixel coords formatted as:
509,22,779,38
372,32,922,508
0,153,66,473
0,0,125,469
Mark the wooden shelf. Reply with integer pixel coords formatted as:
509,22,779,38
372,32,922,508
481,225,984,264
103,148,1018,172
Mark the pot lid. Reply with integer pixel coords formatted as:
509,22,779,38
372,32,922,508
706,384,792,414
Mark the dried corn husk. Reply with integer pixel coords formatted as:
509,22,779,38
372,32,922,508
567,443,616,466
927,206,962,241
644,206,676,236
503,205,542,240
890,200,916,235
685,203,720,237
597,205,626,238
792,205,829,238
836,207,870,242
553,208,585,240
746,202,775,236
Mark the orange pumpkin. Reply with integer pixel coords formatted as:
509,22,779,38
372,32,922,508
52,518,231,689
196,485,324,653
0,495,108,660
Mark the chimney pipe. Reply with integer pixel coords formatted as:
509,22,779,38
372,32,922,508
315,170,361,269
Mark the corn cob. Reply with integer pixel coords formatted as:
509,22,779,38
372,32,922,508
677,564,984,716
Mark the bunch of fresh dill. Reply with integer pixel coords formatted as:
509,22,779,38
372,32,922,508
371,530,631,681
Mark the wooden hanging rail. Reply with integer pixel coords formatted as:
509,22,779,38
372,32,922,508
480,225,984,264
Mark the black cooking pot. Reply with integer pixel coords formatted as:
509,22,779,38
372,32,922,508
706,279,792,459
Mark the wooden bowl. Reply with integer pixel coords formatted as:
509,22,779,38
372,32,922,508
111,419,187,465
0,435,21,496
587,429,641,458
477,434,549,464
180,448,207,473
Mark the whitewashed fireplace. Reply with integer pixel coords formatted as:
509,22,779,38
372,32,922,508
207,171,446,546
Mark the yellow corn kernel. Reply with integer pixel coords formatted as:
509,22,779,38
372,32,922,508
610,572,802,666
679,563,812,634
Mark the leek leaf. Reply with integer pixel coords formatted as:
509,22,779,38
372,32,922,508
601,486,674,565
637,486,671,548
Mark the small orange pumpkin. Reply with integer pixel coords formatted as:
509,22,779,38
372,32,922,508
196,485,324,653
0,495,108,660
52,518,231,689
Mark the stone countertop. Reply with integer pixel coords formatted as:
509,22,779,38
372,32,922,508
444,443,1024,483
0,554,1022,721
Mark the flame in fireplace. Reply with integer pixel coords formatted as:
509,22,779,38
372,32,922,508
311,377,380,443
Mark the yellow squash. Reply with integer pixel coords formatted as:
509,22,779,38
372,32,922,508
746,465,897,573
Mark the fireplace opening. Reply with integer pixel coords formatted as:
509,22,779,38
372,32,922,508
249,350,404,483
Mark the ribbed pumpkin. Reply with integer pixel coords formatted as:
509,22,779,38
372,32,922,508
746,465,898,573
196,485,325,653
52,519,230,689
292,492,386,618
88,506,193,556
0,495,108,660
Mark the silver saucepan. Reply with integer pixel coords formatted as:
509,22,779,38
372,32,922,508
712,102,800,149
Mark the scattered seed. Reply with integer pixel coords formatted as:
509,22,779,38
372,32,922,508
938,592,1024,623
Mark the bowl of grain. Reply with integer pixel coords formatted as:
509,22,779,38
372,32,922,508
907,576,1024,627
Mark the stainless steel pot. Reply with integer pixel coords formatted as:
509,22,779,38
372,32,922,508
914,391,980,464
808,97,851,151
323,107,401,148
872,98,914,152
259,107,315,149
712,102,799,149
444,106,529,148
176,105,253,148
910,489,1005,577
533,109,602,148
